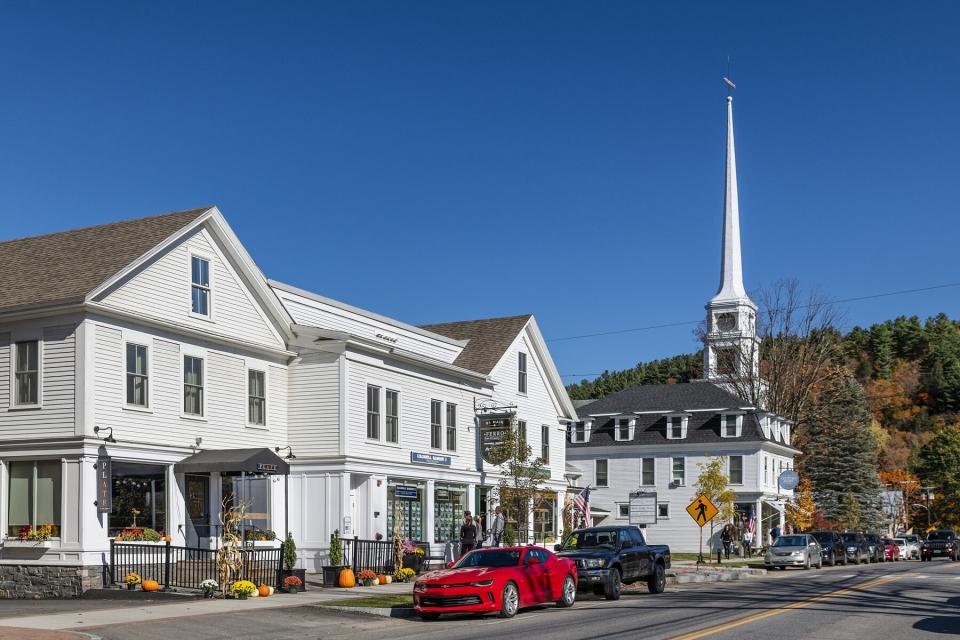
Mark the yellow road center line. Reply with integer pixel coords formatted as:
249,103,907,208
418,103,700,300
666,575,900,640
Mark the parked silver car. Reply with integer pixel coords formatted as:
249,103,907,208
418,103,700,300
765,534,823,570
900,534,921,559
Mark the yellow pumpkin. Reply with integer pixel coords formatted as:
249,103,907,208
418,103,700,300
338,568,356,588
258,584,271,598
141,579,160,592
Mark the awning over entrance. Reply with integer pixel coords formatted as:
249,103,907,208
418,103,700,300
174,448,290,475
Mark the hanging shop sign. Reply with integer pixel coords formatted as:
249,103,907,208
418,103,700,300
478,412,514,465
411,452,451,466
629,491,657,526
394,485,419,499
96,455,112,514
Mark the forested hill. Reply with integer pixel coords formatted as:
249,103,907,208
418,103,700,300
565,313,960,473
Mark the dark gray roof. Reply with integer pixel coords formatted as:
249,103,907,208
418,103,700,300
174,448,290,474
0,206,211,313
569,381,781,448
419,314,531,375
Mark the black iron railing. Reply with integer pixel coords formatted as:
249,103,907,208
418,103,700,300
109,540,282,590
342,537,396,574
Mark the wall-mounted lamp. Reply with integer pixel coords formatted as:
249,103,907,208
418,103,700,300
275,445,296,460
94,425,117,444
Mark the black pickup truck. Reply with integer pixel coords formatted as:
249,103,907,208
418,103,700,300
921,529,959,561
555,525,671,600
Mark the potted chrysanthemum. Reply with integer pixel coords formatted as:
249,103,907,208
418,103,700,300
230,580,257,600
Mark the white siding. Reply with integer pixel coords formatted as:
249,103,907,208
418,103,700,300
99,228,284,350
287,352,341,457
0,322,77,439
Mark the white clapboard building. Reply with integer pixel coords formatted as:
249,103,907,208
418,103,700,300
566,95,800,553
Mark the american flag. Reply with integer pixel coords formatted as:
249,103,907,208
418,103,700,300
747,509,756,534
572,486,591,526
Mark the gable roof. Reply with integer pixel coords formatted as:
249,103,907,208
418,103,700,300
420,314,532,375
0,206,211,313
575,381,752,416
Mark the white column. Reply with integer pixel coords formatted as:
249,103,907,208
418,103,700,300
209,472,222,549
425,480,436,545
556,491,565,541
167,465,186,547
341,472,352,538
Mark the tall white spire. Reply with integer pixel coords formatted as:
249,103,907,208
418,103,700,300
711,95,749,303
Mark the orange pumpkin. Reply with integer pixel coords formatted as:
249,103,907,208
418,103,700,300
338,568,356,588
141,579,160,592
258,584,271,597
164,534,172,543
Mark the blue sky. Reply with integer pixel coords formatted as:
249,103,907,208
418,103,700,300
1,2,959,381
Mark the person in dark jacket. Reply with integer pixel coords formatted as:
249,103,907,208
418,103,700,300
721,524,734,559
459,512,478,558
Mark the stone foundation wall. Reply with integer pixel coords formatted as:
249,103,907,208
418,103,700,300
0,565,103,599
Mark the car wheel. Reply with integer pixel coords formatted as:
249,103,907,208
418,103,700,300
841,553,848,566
828,552,836,567
647,563,666,594
419,613,440,621
604,568,622,601
556,575,576,608
778,566,787,571
817,555,823,569
803,556,810,570
499,582,519,618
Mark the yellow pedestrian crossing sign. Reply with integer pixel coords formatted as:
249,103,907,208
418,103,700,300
686,495,718,527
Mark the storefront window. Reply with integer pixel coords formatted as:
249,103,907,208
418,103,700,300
387,479,425,541
8,460,61,538
222,474,273,539
434,483,467,543
110,471,166,536
533,492,557,541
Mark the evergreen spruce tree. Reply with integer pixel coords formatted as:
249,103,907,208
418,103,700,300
799,374,885,530
913,427,960,529
870,324,895,380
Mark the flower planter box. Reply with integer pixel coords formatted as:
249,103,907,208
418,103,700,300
319,566,344,588
115,540,166,546
244,540,280,549
4,539,53,549
402,555,423,574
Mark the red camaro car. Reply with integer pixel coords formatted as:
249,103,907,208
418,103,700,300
413,546,577,620
882,538,901,561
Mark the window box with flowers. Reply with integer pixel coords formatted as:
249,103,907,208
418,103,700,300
6,524,55,548
243,529,279,548
114,528,167,545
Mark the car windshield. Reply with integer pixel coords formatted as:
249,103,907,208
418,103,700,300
840,533,860,543
893,539,906,545
561,530,619,550
905,535,919,543
773,536,807,547
927,531,954,541
811,533,833,543
454,550,521,568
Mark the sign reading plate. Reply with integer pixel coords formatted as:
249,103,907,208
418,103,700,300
411,452,451,466
479,413,513,465
685,494,718,528
629,491,657,526
778,470,800,491
96,455,112,514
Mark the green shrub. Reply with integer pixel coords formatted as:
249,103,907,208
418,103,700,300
329,529,343,566
283,533,297,571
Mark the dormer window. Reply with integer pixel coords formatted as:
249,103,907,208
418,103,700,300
570,421,586,443
721,414,742,438
666,415,687,440
615,417,635,442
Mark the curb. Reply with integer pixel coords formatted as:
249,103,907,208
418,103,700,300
314,604,417,619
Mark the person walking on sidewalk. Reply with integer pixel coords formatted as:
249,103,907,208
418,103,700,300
459,512,478,559
742,528,754,558
721,524,734,560
490,506,505,547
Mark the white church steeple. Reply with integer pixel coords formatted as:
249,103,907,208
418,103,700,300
704,91,760,384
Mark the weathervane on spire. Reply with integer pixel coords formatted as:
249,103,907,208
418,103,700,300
722,56,736,97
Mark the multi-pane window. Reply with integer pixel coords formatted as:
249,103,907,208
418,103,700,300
616,418,632,441
248,370,266,426
445,403,457,452
721,414,739,437
641,458,655,486
518,352,527,393
14,340,39,406
430,400,442,449
183,356,204,416
191,256,211,316
571,422,586,443
595,459,608,487
729,455,744,484
385,390,399,444
672,457,685,485
126,343,149,407
366,385,380,439
667,416,686,439
8,460,61,537
541,424,550,463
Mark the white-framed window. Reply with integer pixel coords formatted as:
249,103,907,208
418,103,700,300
445,403,457,452
385,389,399,444
729,455,744,484
672,457,685,485
518,419,527,443
570,422,586,443
13,339,40,407
764,456,769,484
618,504,629,519
125,343,149,408
640,458,655,486
667,416,687,440
248,369,266,426
721,414,741,438
7,460,61,538
518,352,527,394
190,255,211,317
366,385,380,439
430,399,442,449
183,355,204,417
595,459,608,487
541,424,550,463
615,417,635,441
657,503,670,519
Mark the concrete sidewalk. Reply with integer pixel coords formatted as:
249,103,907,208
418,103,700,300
2,583,414,632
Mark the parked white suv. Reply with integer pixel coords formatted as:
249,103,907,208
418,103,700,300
899,534,921,560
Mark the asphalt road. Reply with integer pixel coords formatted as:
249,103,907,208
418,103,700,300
79,559,960,640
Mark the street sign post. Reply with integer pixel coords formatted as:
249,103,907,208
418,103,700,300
629,491,657,526
686,494,719,567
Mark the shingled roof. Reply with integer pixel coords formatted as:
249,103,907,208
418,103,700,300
420,314,532,375
0,206,211,313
